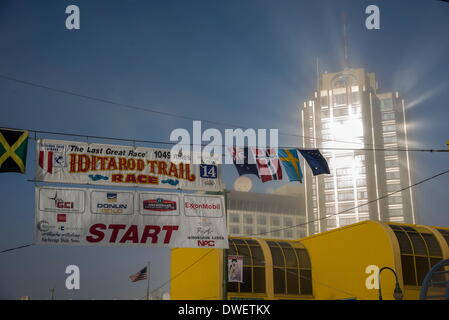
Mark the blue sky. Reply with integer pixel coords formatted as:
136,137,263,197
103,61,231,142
0,0,448,299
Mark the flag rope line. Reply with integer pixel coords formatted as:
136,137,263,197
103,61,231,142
1,125,448,154
0,74,419,149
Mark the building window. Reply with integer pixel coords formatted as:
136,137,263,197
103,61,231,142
230,214,240,223
338,191,354,201
356,178,367,187
351,92,360,105
230,226,240,235
385,159,399,168
337,179,353,189
387,183,401,192
384,136,398,144
244,215,253,225
271,217,280,227
383,124,397,132
388,208,403,217
380,99,394,111
325,193,335,202
257,215,267,225
436,229,449,248
325,181,334,190
388,196,402,205
227,239,266,294
320,96,328,107
268,241,312,296
388,225,443,286
333,94,347,106
333,107,349,117
382,112,395,121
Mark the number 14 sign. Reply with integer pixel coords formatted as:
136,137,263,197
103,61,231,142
200,164,218,179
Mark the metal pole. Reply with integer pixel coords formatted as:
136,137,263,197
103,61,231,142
222,189,228,300
147,262,150,300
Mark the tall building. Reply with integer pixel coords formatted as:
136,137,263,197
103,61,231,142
300,68,417,235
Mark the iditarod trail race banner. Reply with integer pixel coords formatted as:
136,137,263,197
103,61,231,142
35,139,222,191
35,186,229,249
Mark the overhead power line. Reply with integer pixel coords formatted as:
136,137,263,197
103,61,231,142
0,243,34,254
143,168,449,299
248,168,449,237
0,73,394,149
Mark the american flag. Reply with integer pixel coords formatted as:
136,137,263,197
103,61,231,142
129,266,147,282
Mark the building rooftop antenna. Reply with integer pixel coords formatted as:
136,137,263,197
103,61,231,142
342,12,349,70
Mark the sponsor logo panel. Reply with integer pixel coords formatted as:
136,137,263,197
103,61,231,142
91,191,134,215
39,188,85,213
183,195,223,218
139,193,180,216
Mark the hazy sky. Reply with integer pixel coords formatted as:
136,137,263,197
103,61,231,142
0,0,448,299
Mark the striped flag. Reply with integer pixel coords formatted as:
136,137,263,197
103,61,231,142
129,267,147,282
251,147,282,183
39,150,54,174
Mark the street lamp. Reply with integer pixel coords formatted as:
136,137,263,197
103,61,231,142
378,267,403,300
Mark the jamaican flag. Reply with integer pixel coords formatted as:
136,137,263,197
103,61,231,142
0,128,29,173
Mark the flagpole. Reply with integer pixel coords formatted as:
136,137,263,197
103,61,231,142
146,262,150,300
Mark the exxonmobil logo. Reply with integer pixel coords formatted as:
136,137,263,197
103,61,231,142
197,240,215,247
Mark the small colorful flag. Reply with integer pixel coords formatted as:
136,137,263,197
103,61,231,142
298,149,330,176
252,148,282,183
230,147,259,177
0,128,28,173
129,266,148,282
278,149,303,182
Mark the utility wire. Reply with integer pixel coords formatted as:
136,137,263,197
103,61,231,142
248,168,449,237
1,125,447,154
0,243,34,254
142,168,449,299
0,73,394,149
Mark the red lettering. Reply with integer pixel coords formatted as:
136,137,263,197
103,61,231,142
69,154,77,173
107,157,118,170
111,174,123,182
78,154,90,172
162,225,179,244
125,174,137,183
137,175,147,184
108,224,126,242
185,164,196,181
140,225,161,244
127,158,136,170
86,224,106,243
197,240,215,247
157,161,168,175
118,157,128,170
119,225,139,243
137,159,145,171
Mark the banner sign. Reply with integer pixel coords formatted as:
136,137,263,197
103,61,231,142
228,255,243,283
35,186,229,249
35,139,222,191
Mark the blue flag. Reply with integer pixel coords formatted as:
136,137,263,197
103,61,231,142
297,149,330,176
230,147,259,177
278,149,303,182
